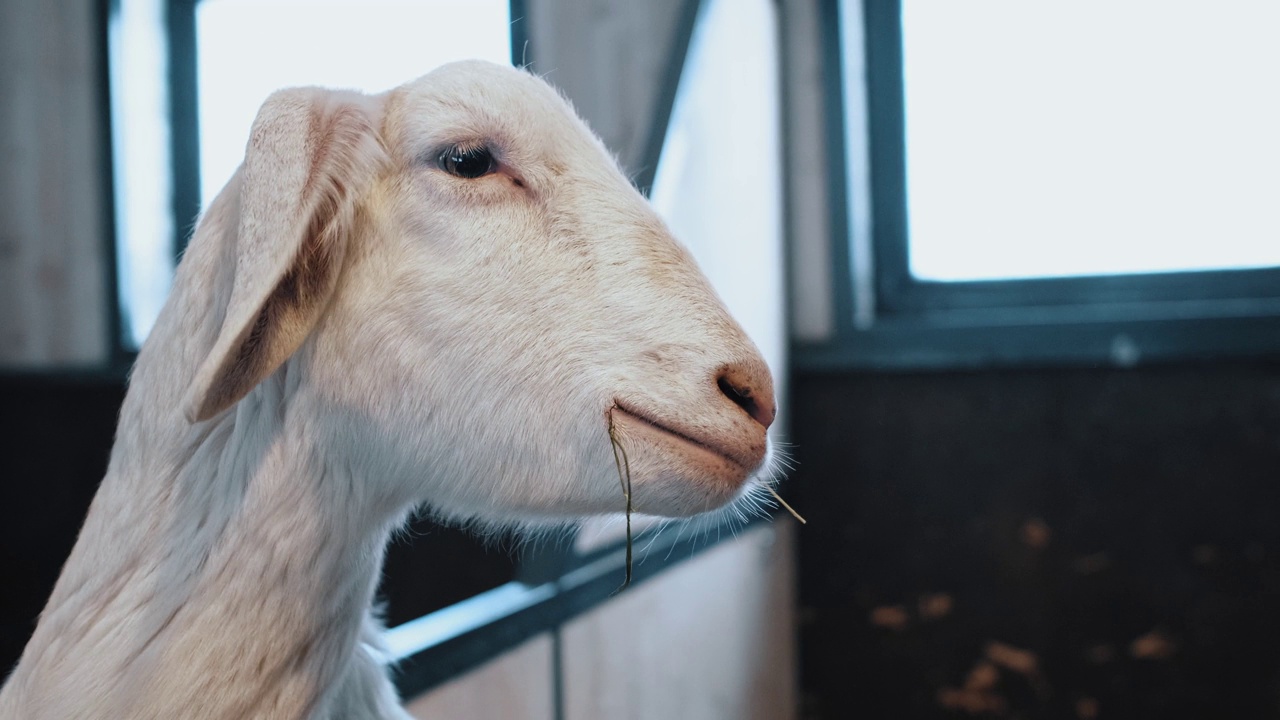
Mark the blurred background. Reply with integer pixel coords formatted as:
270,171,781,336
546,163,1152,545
2,1,1279,718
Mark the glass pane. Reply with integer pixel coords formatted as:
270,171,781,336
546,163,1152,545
196,0,511,211
109,0,176,348
902,2,1280,282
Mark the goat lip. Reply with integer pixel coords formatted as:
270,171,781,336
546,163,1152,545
610,404,751,471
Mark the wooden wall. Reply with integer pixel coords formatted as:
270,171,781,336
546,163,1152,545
0,0,109,367
408,522,798,720
406,635,557,720
560,522,797,720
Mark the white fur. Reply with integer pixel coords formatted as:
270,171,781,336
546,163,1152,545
0,61,775,719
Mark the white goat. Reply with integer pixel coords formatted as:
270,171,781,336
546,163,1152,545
0,61,776,719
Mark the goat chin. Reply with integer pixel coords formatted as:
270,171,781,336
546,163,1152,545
0,60,776,720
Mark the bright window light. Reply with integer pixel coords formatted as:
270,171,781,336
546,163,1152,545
197,0,511,210
902,1,1280,282
111,0,511,348
109,0,175,348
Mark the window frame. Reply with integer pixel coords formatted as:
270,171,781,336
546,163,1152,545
795,0,1280,372
166,0,201,258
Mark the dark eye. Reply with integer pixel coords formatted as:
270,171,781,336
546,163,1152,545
438,145,495,179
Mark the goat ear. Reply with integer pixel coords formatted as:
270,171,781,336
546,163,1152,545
183,89,385,423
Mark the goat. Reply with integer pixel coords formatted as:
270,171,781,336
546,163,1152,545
0,60,776,719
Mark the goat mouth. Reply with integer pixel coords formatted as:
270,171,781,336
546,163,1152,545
609,402,750,472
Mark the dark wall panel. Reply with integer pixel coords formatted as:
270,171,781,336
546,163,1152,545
0,376,123,674
792,363,1280,719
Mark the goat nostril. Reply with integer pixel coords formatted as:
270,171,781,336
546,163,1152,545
717,374,775,430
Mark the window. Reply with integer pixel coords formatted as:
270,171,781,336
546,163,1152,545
108,0,177,351
108,0,517,349
797,0,1280,369
900,2,1280,283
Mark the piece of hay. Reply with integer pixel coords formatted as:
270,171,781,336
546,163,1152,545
937,686,1008,715
869,605,910,631
985,641,1039,676
767,486,806,524
1020,518,1052,549
607,406,634,591
918,592,954,621
964,662,999,691
1130,629,1176,660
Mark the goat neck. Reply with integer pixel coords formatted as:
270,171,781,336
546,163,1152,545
0,177,409,720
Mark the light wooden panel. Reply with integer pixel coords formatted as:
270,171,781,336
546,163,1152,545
0,0,108,366
561,521,798,720
405,634,555,720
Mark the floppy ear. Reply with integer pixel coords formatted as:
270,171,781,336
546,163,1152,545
184,88,386,423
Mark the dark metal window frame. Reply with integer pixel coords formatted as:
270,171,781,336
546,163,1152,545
795,0,1280,372
165,0,201,258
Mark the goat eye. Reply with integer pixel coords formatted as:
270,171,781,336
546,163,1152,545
438,145,495,179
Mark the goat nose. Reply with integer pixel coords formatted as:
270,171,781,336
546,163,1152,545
716,363,776,430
